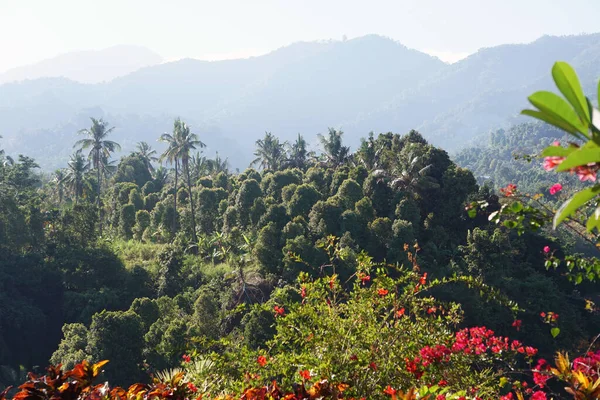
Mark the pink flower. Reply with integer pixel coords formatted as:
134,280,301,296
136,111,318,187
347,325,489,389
576,165,597,182
531,391,547,400
549,183,562,195
543,156,564,171
543,246,550,254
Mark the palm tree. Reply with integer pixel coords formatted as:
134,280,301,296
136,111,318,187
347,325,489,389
153,166,169,192
286,133,313,169
135,141,158,173
251,132,286,171
160,118,205,243
74,118,120,234
208,152,229,174
63,150,90,205
53,169,65,204
159,128,180,234
191,152,209,181
174,119,205,245
318,128,350,166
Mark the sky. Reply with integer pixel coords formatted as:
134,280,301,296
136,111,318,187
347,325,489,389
1,0,600,73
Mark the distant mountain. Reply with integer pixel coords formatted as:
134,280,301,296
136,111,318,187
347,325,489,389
1,34,599,171
0,45,163,84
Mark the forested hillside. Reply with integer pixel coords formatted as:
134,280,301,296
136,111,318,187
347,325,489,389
2,33,600,170
1,113,598,398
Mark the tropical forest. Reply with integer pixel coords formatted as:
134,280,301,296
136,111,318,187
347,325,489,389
1,3,600,399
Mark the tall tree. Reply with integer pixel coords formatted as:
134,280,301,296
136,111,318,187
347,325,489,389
135,141,158,173
208,152,229,175
75,118,120,234
318,128,350,166
174,119,205,245
53,169,65,204
63,150,90,205
286,134,312,170
160,118,205,243
251,132,286,171
159,128,180,235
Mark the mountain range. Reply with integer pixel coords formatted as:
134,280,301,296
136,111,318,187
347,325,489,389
1,33,599,171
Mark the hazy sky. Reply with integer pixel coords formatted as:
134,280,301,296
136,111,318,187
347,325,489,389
1,0,599,72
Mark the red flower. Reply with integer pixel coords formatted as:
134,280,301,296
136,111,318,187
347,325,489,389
543,156,564,171
500,393,513,400
549,183,562,195
396,308,406,317
182,354,191,363
369,362,377,371
551,313,559,321
419,273,427,285
500,183,517,196
540,312,546,318
436,395,446,400
187,382,198,393
274,305,285,316
383,386,397,396
575,165,597,182
427,307,437,314
359,274,371,285
525,346,538,357
257,355,267,367
512,319,522,331
299,369,311,380
349,354,358,361
329,276,336,289
300,286,307,298
438,379,448,386
377,288,389,297
531,391,547,400
543,246,550,254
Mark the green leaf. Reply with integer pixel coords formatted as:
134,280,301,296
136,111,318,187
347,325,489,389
556,147,600,171
541,145,577,157
551,327,560,338
510,201,523,213
527,91,588,135
552,62,590,124
586,207,600,232
521,109,588,140
554,185,600,228
503,220,518,229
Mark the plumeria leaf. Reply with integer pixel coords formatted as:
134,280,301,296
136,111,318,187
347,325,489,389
556,147,600,171
541,145,577,157
526,91,588,136
586,207,600,232
552,61,591,124
554,185,600,228
551,327,561,338
522,109,587,139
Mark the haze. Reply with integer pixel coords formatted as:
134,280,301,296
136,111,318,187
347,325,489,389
2,0,600,73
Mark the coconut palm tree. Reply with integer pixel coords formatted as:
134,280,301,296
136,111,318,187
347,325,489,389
152,166,169,192
160,118,205,242
159,128,180,234
74,118,120,233
174,119,205,245
135,141,158,173
63,150,90,205
53,169,65,204
208,152,229,175
251,132,286,171
318,127,350,166
286,133,313,169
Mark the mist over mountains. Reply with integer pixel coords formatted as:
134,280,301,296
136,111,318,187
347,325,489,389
1,33,599,170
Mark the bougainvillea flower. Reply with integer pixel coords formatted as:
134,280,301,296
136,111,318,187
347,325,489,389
549,183,562,195
543,156,564,171
274,305,285,316
543,246,550,254
257,355,267,367
383,386,397,396
500,183,517,196
182,354,191,363
377,288,389,296
511,319,522,331
299,369,311,380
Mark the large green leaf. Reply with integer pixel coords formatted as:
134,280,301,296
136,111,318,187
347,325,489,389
585,206,600,232
521,110,587,140
541,145,577,157
554,185,600,228
527,91,588,136
556,146,600,171
552,61,591,124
